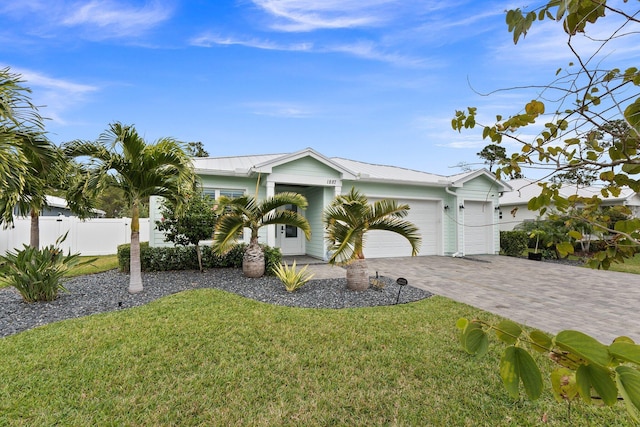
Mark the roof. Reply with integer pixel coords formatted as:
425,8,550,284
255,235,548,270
45,195,106,215
193,148,510,189
500,178,638,206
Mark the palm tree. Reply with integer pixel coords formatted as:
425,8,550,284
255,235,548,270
323,187,421,291
64,122,196,293
0,132,65,248
213,192,311,278
0,67,47,228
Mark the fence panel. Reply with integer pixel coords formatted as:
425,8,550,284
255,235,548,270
0,217,150,256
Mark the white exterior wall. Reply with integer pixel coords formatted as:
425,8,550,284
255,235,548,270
1,217,149,256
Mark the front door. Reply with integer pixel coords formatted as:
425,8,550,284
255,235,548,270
276,204,305,255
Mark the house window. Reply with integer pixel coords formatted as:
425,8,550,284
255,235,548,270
203,188,245,199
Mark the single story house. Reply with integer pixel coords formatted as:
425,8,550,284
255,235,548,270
499,178,640,231
149,148,510,259
13,195,106,218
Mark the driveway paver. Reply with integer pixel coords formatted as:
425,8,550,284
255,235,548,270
361,255,640,343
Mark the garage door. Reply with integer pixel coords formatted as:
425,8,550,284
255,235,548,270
363,199,440,258
463,201,494,255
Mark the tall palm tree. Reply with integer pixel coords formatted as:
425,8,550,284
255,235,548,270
64,122,196,293
323,187,421,290
0,132,65,248
0,67,47,228
213,192,311,278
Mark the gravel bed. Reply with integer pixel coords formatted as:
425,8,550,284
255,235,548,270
0,268,432,338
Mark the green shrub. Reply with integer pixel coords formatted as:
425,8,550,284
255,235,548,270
117,242,281,273
273,261,314,292
263,245,283,276
500,230,529,257
0,236,94,302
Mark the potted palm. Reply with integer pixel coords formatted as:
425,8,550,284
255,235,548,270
323,188,421,290
528,229,545,261
212,192,311,278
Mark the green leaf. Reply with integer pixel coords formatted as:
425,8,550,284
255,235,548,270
610,341,640,365
456,317,469,331
622,163,640,175
500,346,543,400
556,241,574,257
616,366,640,422
461,322,489,356
495,320,523,345
576,364,618,406
555,330,611,368
568,230,582,240
530,330,553,353
551,367,578,403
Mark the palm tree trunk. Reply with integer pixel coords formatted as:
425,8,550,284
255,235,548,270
243,237,265,278
346,258,369,291
196,243,203,273
128,203,144,293
30,208,39,248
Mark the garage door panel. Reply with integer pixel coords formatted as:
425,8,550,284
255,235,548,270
363,199,439,258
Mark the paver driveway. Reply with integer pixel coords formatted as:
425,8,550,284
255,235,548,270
362,255,640,344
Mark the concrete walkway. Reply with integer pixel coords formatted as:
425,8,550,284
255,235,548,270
300,255,640,344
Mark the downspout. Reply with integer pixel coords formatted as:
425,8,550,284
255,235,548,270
445,186,463,257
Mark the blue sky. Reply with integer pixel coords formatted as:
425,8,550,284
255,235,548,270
2,1,635,176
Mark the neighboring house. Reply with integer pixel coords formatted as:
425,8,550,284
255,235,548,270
499,178,640,231
13,195,106,218
149,148,510,259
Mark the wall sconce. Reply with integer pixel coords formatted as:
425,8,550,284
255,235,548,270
459,204,465,210
444,205,449,210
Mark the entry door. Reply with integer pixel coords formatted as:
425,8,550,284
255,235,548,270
276,204,305,255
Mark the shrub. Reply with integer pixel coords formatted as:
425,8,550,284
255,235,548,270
0,236,93,302
263,245,283,276
273,261,314,292
500,231,529,257
117,242,281,274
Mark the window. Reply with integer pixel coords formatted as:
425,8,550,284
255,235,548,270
203,188,245,199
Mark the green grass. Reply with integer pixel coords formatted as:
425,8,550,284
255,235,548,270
66,254,119,277
606,253,640,274
0,291,628,426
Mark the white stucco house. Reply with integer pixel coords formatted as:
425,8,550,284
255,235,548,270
149,148,510,259
499,178,640,231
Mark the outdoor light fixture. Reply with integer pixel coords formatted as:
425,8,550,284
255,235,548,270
395,277,408,304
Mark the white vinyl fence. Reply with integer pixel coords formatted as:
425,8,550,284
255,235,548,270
0,217,150,256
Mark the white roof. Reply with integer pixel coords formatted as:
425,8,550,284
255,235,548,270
500,178,638,206
193,148,509,189
45,195,106,215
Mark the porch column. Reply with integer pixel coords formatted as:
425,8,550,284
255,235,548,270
266,181,276,247
334,184,342,197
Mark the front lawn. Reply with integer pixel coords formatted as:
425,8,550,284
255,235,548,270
606,253,640,275
0,290,627,426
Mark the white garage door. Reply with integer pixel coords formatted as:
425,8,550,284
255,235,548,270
363,199,440,258
463,201,494,255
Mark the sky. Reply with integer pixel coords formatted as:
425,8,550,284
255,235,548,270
1,1,637,177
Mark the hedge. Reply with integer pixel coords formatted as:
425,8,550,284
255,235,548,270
117,243,282,275
500,230,529,257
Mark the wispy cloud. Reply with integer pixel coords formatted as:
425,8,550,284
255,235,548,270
250,0,396,32
0,1,173,40
62,0,173,39
243,102,315,118
190,34,312,51
9,66,98,125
